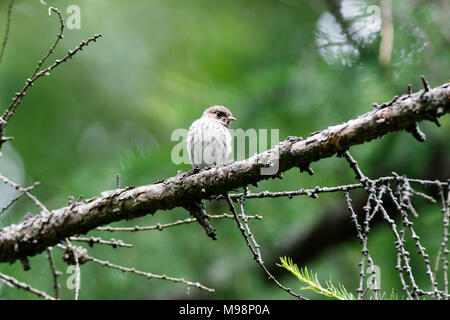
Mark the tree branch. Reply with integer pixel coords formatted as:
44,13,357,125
0,80,448,264
0,0,15,64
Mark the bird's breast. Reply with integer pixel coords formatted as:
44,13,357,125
187,118,232,168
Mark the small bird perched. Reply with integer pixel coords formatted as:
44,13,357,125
185,105,236,240
187,105,236,170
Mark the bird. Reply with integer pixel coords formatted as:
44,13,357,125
185,105,236,240
187,105,236,170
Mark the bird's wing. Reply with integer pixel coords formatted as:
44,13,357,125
187,118,232,168
187,119,204,167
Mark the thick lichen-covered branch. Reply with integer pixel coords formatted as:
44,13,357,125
0,81,448,264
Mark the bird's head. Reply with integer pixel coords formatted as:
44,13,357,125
202,105,236,129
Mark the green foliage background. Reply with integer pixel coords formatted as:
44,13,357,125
0,0,448,299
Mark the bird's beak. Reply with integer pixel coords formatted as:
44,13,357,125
229,116,237,121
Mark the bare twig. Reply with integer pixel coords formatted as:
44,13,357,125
0,271,55,300
0,182,40,215
84,254,215,293
46,247,60,299
96,213,262,232
0,174,49,214
434,183,449,298
342,152,379,299
223,177,448,201
345,191,372,299
1,33,102,127
0,0,14,63
224,193,307,300
65,238,80,300
342,151,366,182
57,242,214,293
31,7,65,78
388,183,441,298
0,6,102,152
69,236,133,248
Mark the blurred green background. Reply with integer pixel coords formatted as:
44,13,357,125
0,0,449,299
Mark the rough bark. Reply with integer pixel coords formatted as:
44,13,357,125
0,81,448,264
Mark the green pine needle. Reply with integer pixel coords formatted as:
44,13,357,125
277,256,356,300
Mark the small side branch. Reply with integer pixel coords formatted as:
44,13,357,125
69,236,133,248
224,193,307,300
0,7,102,152
0,271,55,300
0,174,48,214
46,247,61,299
58,243,214,293
96,213,262,232
0,182,40,215
0,0,14,63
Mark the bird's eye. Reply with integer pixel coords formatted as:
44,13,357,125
216,112,225,118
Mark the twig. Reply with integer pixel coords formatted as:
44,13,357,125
368,185,387,221
87,254,214,293
46,247,60,299
224,193,307,300
96,213,262,232
0,271,55,300
223,177,448,201
238,187,262,262
396,230,413,300
69,236,133,248
342,150,442,299
0,182,40,215
1,33,102,126
380,200,420,299
410,188,436,203
31,7,65,78
342,151,366,182
56,243,214,293
421,75,431,92
0,6,101,151
361,188,379,299
0,0,14,63
342,151,378,299
224,183,364,200
184,200,217,240
434,183,449,298
345,191,369,299
342,151,384,299
406,122,426,143
388,184,440,298
0,173,49,214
